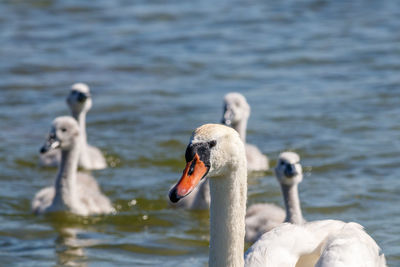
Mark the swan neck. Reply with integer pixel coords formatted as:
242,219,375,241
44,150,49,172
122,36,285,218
209,165,247,267
281,183,304,224
53,144,80,208
232,119,247,143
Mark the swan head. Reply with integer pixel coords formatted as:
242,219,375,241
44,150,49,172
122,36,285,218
169,124,245,203
40,116,80,153
66,83,92,114
221,92,250,126
275,151,303,186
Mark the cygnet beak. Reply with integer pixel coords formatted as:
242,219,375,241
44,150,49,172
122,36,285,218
40,133,60,154
284,164,298,178
169,153,209,203
70,90,90,103
222,108,233,126
221,118,231,126
76,91,90,103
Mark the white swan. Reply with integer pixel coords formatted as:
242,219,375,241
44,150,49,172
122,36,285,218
169,92,267,209
169,124,386,267
245,151,305,243
39,83,107,170
32,116,114,216
222,92,269,172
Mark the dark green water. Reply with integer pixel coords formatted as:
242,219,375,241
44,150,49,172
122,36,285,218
1,0,399,266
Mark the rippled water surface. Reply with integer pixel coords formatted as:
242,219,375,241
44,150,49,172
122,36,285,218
1,0,400,266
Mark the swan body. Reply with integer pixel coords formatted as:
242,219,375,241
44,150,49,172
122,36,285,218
315,222,387,267
33,116,114,216
169,124,386,267
245,221,387,267
222,92,268,172
245,144,269,172
246,151,305,243
39,83,107,170
32,172,113,216
244,220,346,267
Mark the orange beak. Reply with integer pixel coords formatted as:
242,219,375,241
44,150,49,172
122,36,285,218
169,153,209,203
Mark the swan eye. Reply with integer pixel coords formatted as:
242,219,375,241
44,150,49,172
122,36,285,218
188,158,196,175
61,128,67,132
208,140,217,148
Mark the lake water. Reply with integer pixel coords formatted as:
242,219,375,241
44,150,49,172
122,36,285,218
0,0,399,266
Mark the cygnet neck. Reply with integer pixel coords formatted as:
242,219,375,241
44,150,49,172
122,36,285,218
232,118,247,143
209,161,247,267
53,142,80,210
71,111,87,145
281,183,304,224
71,110,91,167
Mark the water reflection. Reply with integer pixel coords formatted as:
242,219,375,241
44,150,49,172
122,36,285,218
47,213,102,267
55,227,87,267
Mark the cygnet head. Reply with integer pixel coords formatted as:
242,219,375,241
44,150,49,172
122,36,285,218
221,92,250,126
169,124,245,203
275,151,303,186
66,83,92,115
40,116,80,153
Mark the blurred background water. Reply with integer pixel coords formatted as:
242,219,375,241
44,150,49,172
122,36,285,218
0,0,399,266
